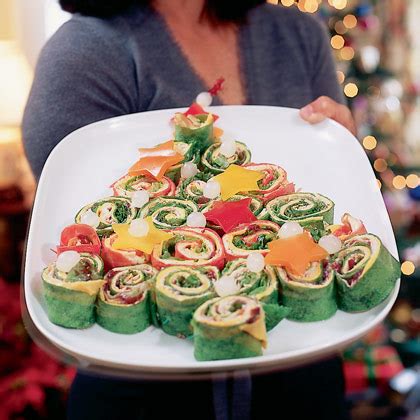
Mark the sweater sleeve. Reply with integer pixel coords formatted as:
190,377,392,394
22,17,138,179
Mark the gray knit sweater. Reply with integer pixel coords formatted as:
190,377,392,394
23,4,342,178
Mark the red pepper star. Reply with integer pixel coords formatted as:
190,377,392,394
203,198,257,233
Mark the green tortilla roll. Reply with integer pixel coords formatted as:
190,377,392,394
222,220,280,260
333,233,400,312
176,172,213,206
42,253,104,328
165,141,200,182
222,259,278,303
276,261,336,322
155,266,218,338
96,264,157,334
265,192,334,238
222,259,288,330
174,113,214,154
137,196,198,229
112,174,175,199
192,295,267,361
75,196,136,237
201,141,251,174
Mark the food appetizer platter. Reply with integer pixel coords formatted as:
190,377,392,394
24,105,400,375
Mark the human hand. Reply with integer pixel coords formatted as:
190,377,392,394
299,96,356,136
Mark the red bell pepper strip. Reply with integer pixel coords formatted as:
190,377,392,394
56,224,101,255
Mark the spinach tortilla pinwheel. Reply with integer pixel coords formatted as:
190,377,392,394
244,163,295,202
192,295,267,361
332,233,400,312
96,264,157,334
173,113,214,154
176,171,213,206
75,196,136,237
42,253,104,329
152,227,225,269
155,265,218,337
222,259,289,331
137,196,198,229
266,192,334,240
201,141,251,174
222,220,280,260
165,141,200,182
276,261,336,322
112,174,175,199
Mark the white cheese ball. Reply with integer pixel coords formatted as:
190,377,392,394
56,251,81,273
131,190,150,208
219,140,236,158
279,221,304,239
186,212,206,228
196,91,212,107
214,275,241,297
319,234,342,254
80,209,100,228
246,253,265,273
203,180,221,199
181,162,199,179
220,132,235,143
128,219,149,237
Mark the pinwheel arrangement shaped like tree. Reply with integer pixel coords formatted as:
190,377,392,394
41,100,400,362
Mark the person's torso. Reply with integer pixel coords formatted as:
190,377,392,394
80,4,319,112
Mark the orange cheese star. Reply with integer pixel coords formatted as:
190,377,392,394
128,140,183,180
112,217,173,254
213,127,224,139
265,232,328,276
212,164,264,200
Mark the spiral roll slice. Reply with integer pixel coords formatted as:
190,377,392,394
222,259,278,303
244,163,294,202
42,253,104,328
165,141,200,182
222,220,280,260
201,141,251,174
152,227,225,269
276,261,336,322
112,174,175,199
333,233,400,312
266,192,334,238
174,113,214,154
222,259,287,331
176,172,213,206
75,197,136,237
192,295,267,361
138,197,198,229
96,264,157,334
155,265,218,337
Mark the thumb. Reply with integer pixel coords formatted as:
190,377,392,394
299,104,327,123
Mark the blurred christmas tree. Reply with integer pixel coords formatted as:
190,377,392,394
272,0,419,284
271,1,420,414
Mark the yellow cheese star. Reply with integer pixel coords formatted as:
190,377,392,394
111,217,173,254
213,164,264,200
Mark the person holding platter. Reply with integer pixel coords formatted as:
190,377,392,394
23,0,355,419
